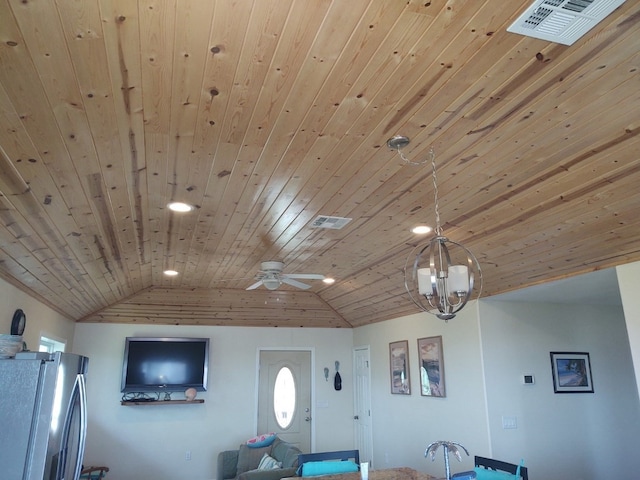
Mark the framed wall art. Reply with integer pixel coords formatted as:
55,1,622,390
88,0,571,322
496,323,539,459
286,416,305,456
550,352,594,393
418,336,445,397
389,340,410,394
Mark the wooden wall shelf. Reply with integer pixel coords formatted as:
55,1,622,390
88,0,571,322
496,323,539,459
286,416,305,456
121,399,204,406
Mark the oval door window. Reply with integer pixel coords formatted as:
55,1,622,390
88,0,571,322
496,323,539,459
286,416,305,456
273,366,296,429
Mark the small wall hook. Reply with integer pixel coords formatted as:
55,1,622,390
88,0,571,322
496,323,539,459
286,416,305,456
324,367,329,381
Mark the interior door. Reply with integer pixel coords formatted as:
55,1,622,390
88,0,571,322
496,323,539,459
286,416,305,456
353,346,373,465
258,350,312,453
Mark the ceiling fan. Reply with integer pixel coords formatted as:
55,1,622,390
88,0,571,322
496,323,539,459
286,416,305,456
247,261,325,290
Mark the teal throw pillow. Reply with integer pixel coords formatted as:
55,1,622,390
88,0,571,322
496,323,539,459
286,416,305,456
301,460,359,477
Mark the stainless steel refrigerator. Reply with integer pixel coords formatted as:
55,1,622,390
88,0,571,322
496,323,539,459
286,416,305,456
0,351,89,480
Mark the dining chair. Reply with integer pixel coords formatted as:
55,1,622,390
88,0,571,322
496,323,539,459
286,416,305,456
474,456,528,480
79,465,109,479
298,450,360,465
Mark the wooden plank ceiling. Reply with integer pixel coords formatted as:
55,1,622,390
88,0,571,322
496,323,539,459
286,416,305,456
0,0,638,328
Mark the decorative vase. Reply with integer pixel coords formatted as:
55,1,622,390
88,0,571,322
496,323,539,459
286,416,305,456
185,387,197,401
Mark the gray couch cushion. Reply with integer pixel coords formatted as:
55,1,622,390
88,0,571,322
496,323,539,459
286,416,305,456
270,437,301,468
236,444,272,475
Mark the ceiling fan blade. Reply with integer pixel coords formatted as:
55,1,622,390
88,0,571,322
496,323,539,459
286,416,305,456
214,274,256,283
284,273,325,280
281,277,311,290
246,280,263,290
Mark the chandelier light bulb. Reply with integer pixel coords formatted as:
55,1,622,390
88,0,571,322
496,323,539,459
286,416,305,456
417,268,431,296
446,265,469,296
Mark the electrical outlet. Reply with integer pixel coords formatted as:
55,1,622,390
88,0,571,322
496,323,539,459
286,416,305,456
185,450,191,461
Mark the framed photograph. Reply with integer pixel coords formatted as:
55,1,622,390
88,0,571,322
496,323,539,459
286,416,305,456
550,352,594,393
418,336,446,397
389,340,410,394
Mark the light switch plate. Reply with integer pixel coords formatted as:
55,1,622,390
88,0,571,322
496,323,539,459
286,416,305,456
502,416,517,429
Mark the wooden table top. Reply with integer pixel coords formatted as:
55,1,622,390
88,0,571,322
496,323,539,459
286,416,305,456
289,467,436,480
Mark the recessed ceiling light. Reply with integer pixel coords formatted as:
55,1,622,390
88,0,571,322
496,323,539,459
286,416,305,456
323,277,335,284
163,270,179,276
411,225,432,235
168,202,194,213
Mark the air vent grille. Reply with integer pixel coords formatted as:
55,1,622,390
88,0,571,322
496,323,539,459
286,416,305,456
507,0,626,45
311,216,352,230
563,0,594,13
524,7,554,28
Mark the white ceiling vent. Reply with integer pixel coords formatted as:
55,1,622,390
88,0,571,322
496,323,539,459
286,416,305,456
311,215,352,230
507,0,626,45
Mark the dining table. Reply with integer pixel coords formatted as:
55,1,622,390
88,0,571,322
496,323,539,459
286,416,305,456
285,467,438,480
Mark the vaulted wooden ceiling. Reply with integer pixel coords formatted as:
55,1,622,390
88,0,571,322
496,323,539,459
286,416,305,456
1,0,638,328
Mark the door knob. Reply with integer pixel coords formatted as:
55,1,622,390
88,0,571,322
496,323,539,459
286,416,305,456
353,415,359,420
305,416,311,422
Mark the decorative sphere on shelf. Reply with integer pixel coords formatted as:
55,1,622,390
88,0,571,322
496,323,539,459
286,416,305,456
185,387,197,401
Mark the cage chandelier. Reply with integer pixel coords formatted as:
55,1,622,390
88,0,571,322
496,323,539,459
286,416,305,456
389,136,483,321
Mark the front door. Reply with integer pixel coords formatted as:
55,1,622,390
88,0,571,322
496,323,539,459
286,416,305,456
258,350,312,453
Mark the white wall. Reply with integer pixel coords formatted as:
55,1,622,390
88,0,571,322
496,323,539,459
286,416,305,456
354,294,640,480
5,263,640,480
72,323,355,480
353,304,490,479
617,262,640,399
479,300,640,480
0,278,75,351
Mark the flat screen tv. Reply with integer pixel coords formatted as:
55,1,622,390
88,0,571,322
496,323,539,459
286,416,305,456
121,337,209,393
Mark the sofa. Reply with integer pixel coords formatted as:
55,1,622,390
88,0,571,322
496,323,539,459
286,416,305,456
217,436,303,480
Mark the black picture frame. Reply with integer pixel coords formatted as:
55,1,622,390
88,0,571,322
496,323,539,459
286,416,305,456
550,352,594,393
418,336,446,397
389,340,410,394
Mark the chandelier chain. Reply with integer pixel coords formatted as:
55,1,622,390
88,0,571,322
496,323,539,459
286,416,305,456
430,146,442,236
396,147,423,166
394,143,434,166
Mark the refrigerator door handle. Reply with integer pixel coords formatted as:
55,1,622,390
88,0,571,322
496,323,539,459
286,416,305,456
74,374,88,480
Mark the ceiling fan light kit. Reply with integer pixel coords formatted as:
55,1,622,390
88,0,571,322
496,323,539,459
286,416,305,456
261,277,282,290
394,137,483,321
